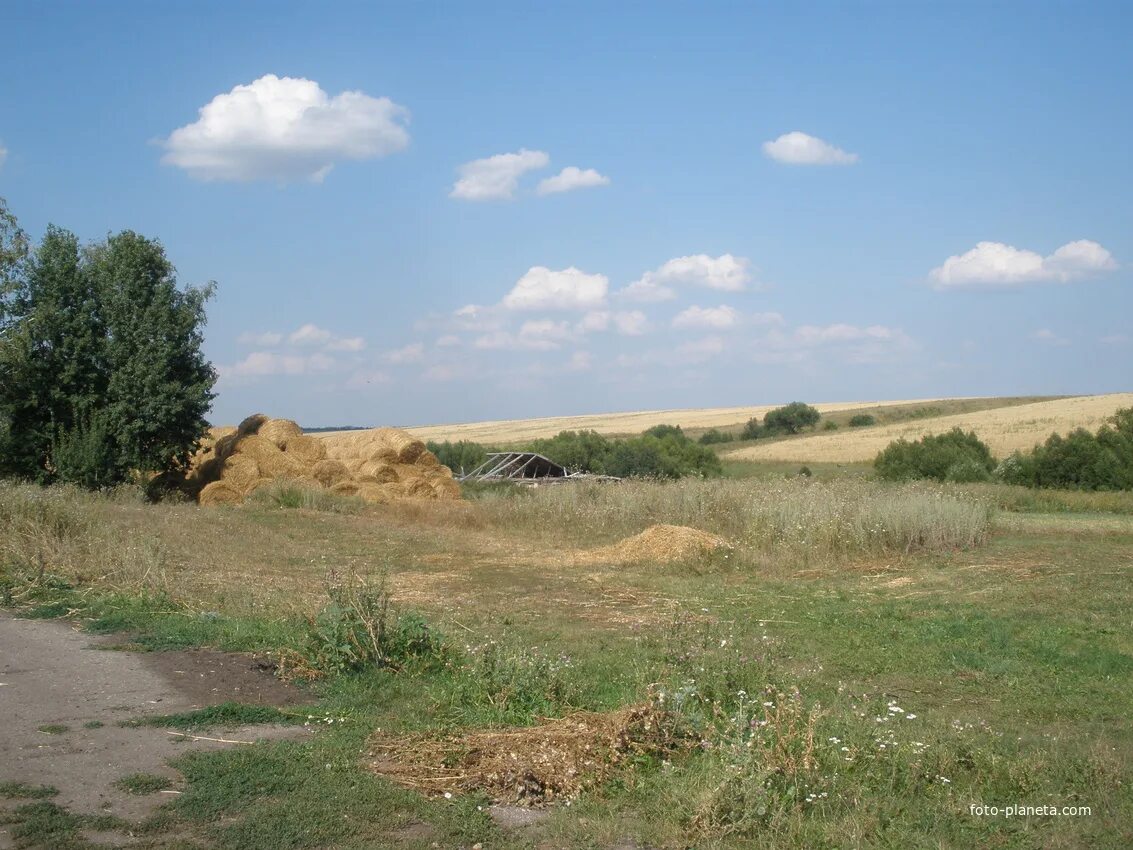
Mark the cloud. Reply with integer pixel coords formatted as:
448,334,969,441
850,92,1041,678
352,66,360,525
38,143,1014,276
224,351,335,378
1101,333,1129,347
621,254,751,299
762,131,858,165
930,239,1117,288
502,266,609,311
436,334,461,348
237,331,284,346
792,323,908,346
0,145,7,169
566,351,593,371
751,311,786,326
325,336,365,352
381,342,424,364
672,305,740,330
1032,328,1070,346
536,166,610,195
288,323,334,346
162,75,409,182
613,311,648,336
449,148,549,200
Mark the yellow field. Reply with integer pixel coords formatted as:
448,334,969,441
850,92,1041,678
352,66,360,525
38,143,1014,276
334,398,972,445
722,393,1133,463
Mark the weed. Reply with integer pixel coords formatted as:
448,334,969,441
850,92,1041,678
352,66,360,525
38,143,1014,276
0,782,59,799
126,702,295,731
37,723,69,735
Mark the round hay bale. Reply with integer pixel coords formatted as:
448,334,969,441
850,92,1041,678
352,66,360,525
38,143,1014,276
233,434,307,479
331,481,360,496
258,418,303,449
312,459,350,487
198,481,244,506
237,413,270,436
357,461,398,484
213,433,240,462
284,434,327,464
431,478,462,500
376,429,427,464
209,425,238,441
344,457,368,475
245,477,276,495
366,446,400,465
402,477,437,498
356,483,394,504
218,454,261,494
415,450,440,468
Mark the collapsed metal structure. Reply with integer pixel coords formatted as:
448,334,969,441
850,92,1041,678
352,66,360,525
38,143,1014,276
459,451,619,484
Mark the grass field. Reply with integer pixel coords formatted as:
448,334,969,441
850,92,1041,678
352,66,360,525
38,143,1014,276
723,393,1133,463
2,470,1131,849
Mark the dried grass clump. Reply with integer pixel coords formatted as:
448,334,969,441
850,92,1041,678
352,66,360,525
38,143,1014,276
184,416,462,507
583,524,730,565
367,705,683,805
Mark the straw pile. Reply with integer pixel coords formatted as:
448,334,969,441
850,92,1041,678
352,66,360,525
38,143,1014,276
582,524,731,565
367,705,686,805
185,416,461,506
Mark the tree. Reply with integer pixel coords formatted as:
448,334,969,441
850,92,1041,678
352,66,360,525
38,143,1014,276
763,402,821,435
874,428,996,483
0,201,216,487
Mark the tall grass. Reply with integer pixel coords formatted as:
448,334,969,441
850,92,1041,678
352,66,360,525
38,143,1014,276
0,481,171,592
472,478,993,559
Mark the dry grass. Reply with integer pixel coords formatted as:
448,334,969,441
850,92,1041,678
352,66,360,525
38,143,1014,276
724,393,1133,463
320,398,978,444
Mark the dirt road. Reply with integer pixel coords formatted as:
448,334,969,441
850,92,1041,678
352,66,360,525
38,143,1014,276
0,612,311,846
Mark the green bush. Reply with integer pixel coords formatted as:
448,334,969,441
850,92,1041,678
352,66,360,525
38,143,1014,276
763,402,821,435
874,428,996,483
997,408,1133,491
822,420,838,431
739,418,765,441
848,414,876,427
425,440,488,475
527,427,722,479
698,428,735,445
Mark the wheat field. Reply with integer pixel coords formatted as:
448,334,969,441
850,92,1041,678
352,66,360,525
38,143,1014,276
722,393,1133,463
367,398,972,445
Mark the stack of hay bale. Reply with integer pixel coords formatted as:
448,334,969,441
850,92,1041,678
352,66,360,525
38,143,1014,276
187,415,461,506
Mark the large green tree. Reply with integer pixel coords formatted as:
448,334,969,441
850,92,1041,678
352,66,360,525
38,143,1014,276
0,199,216,487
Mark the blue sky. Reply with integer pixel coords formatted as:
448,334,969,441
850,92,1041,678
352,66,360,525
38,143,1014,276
1,1,1130,427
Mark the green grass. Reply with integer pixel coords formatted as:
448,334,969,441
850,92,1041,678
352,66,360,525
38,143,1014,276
2,475,1131,848
36,724,69,735
114,773,174,795
126,702,298,731
0,782,59,799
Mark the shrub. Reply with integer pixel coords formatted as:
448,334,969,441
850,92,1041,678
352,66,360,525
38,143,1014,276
528,428,722,479
763,402,821,436
848,414,876,427
740,418,765,441
874,428,996,483
822,420,838,431
425,440,488,475
996,408,1133,491
698,428,735,445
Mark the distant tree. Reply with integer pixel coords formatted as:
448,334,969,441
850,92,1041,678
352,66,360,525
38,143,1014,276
848,414,876,427
822,420,839,431
642,423,684,440
763,402,821,435
997,408,1133,491
0,205,216,487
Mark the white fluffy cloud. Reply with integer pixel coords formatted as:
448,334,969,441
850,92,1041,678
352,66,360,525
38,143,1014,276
288,324,333,346
613,311,648,336
792,323,907,346
930,239,1117,288
672,305,740,330
536,166,610,195
162,75,410,182
225,351,335,378
502,266,609,311
450,149,549,200
621,254,751,299
762,131,858,165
